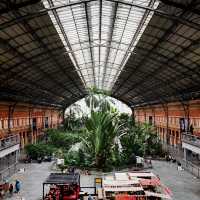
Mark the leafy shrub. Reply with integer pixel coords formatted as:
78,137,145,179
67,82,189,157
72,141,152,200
25,143,54,159
47,129,81,150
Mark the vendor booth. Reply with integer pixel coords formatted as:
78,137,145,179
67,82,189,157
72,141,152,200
101,172,172,200
43,173,80,200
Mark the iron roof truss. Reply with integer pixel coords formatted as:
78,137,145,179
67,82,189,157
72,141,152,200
0,0,199,108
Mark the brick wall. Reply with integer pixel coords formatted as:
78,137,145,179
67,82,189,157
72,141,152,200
0,102,62,148
134,100,200,146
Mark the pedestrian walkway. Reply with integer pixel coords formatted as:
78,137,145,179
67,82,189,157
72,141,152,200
5,162,53,200
4,160,200,200
151,160,200,200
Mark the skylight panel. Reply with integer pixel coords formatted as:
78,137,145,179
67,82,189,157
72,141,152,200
43,0,159,91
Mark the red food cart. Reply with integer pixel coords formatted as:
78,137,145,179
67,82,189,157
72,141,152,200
43,173,80,200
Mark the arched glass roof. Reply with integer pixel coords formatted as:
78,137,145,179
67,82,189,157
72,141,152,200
43,0,159,90
0,0,200,108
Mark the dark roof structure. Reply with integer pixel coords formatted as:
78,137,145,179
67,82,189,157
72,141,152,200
44,173,80,184
0,0,200,108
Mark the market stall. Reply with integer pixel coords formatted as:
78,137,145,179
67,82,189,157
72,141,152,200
101,172,172,200
43,173,80,200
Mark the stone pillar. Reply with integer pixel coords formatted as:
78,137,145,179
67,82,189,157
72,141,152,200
31,131,34,144
24,132,28,145
21,136,24,148
34,132,37,143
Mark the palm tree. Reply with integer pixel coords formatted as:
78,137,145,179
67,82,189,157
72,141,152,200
85,87,115,113
85,93,99,112
64,103,83,130
81,111,121,168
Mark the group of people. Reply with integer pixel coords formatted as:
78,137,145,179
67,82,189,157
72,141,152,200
165,154,183,171
0,179,21,197
165,154,175,162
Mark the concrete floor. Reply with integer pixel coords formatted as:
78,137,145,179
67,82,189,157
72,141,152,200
151,160,200,200
5,162,53,200
4,160,200,200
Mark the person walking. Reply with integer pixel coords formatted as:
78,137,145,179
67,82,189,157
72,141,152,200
15,180,21,193
9,183,13,196
88,194,93,200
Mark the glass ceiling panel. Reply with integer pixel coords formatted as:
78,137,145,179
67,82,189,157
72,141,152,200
43,0,159,91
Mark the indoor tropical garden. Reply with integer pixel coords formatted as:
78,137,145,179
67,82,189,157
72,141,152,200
25,88,163,171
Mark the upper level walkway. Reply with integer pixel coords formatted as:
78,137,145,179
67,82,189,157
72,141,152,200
182,133,200,150
0,135,20,158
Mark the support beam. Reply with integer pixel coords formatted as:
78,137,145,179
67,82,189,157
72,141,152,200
101,2,118,88
1,0,199,32
115,37,200,98
0,0,41,15
13,10,84,94
85,2,96,86
98,0,102,88
0,37,79,99
8,102,17,134
159,0,200,15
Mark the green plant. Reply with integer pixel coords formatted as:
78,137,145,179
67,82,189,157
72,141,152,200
47,129,81,150
81,111,121,168
65,150,79,165
64,103,84,131
25,143,54,159
57,164,67,173
42,99,163,170
120,120,163,162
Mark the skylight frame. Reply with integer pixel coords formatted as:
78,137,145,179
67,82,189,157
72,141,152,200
43,0,159,91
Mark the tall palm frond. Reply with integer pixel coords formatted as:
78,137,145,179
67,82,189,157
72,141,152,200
82,111,121,167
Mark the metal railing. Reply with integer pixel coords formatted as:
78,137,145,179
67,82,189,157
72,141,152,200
0,135,20,151
0,162,17,182
181,159,200,178
182,133,200,148
162,143,200,178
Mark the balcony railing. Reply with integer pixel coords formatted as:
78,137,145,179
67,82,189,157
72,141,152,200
182,133,200,148
0,135,20,151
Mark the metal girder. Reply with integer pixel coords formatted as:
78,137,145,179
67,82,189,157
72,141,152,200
127,45,199,82
0,88,63,107
0,51,75,97
47,0,87,87
105,1,133,87
113,0,198,94
116,37,200,98
127,87,200,108
107,0,200,30
101,2,118,88
0,37,79,98
115,45,200,98
110,94,132,107
1,0,200,31
64,0,90,80
98,0,102,88
0,71,68,102
160,0,200,15
0,0,199,108
85,2,96,86
13,10,84,94
111,0,156,86
62,94,87,110
0,0,41,15
75,65,123,72
138,31,199,66
1,46,73,77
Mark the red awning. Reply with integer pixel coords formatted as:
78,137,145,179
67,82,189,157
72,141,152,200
139,178,161,186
